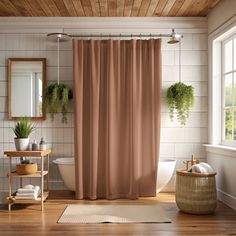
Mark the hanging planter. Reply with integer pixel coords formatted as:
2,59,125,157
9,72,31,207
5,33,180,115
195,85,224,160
43,83,73,123
166,82,194,126
165,38,194,126
44,33,72,123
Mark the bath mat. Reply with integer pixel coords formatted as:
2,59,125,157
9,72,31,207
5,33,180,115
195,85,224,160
58,204,171,224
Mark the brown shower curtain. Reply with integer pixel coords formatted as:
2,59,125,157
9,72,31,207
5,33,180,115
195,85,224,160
73,39,161,199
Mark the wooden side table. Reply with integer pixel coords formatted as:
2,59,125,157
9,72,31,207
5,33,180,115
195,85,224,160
4,149,51,211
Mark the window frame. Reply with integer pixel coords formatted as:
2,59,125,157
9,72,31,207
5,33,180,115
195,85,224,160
222,33,236,146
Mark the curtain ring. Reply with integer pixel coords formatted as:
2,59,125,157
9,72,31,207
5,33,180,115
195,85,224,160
120,33,121,40
131,34,133,40
139,33,142,40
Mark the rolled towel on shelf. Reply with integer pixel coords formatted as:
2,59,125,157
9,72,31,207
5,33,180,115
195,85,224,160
23,184,34,189
188,162,215,174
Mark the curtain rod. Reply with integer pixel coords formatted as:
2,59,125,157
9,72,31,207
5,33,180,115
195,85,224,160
47,29,183,42
68,33,173,38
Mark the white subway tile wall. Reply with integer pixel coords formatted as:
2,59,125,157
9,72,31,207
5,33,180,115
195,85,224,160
0,32,207,200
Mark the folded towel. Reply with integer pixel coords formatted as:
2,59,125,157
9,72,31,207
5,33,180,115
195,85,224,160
188,162,215,174
15,191,40,200
16,189,40,196
15,195,39,200
16,193,37,197
16,185,41,200
17,186,40,194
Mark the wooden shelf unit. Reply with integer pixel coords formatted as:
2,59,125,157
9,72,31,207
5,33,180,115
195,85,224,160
4,150,51,211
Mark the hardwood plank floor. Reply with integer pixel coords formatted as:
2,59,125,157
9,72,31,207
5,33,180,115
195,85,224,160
0,191,235,236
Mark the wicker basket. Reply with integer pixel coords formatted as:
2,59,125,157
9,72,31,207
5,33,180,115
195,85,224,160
176,169,217,214
16,163,38,175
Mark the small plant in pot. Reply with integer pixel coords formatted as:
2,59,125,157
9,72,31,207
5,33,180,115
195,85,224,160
166,82,194,126
12,117,35,151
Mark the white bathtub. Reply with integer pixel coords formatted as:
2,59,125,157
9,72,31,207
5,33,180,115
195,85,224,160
53,158,75,191
156,159,176,193
53,158,176,193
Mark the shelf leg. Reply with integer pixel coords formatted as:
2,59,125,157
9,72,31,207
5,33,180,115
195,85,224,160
8,203,11,212
41,156,44,211
8,157,12,212
20,178,23,188
47,154,49,191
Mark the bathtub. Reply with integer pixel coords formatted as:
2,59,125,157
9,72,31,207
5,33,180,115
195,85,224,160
53,158,76,191
53,158,176,193
156,159,176,193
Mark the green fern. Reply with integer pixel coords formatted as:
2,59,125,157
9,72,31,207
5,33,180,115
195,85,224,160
166,82,194,126
43,83,73,123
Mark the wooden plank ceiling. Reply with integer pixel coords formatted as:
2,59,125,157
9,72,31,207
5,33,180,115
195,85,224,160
0,0,221,17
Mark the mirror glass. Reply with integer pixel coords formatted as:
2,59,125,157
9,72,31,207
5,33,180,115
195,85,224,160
8,59,46,120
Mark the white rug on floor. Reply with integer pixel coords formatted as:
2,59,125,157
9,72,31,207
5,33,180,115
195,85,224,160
58,204,171,224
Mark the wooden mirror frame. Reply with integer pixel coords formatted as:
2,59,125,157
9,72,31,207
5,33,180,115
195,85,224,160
8,58,46,120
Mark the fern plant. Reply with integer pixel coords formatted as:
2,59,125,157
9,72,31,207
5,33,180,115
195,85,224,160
166,82,194,126
12,117,35,138
43,83,73,123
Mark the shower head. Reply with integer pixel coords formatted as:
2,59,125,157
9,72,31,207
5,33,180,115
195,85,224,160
168,29,182,44
168,37,179,44
47,33,71,42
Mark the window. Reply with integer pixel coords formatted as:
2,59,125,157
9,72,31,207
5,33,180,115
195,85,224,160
222,34,236,144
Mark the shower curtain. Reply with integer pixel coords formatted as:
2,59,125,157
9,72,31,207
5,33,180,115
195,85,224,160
73,39,161,199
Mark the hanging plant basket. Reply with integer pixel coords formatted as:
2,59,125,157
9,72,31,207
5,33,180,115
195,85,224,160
166,82,194,126
43,83,73,123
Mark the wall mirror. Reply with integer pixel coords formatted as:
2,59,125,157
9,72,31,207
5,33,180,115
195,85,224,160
8,58,46,120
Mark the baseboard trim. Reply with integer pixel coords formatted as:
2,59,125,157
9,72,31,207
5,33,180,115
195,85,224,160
217,188,236,210
161,186,175,193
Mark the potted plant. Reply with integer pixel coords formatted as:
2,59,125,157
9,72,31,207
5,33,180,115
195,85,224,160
12,117,35,151
166,82,194,126
43,83,73,123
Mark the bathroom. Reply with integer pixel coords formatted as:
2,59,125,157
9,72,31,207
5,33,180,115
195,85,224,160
0,0,236,235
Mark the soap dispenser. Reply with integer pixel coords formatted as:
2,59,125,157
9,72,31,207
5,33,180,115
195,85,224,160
40,138,46,151
32,140,39,151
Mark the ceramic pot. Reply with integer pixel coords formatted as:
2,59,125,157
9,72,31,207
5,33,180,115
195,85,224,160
14,138,29,151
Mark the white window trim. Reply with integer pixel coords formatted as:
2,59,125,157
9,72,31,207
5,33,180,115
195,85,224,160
204,144,236,158
221,34,236,147
208,16,236,149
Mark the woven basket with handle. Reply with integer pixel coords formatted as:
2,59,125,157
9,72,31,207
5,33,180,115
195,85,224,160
176,169,217,214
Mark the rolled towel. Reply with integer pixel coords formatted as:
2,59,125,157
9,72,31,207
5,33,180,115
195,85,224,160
23,184,34,189
199,162,215,174
189,164,207,173
188,162,215,174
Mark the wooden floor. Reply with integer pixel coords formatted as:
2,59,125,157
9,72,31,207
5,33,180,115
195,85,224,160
0,191,236,236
